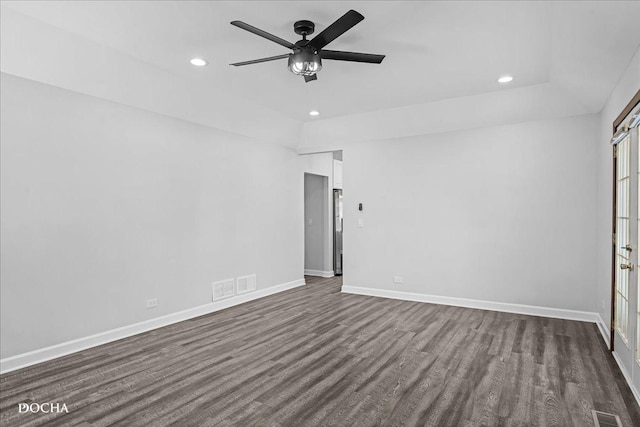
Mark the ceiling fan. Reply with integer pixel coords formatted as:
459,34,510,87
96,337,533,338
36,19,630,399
230,10,385,82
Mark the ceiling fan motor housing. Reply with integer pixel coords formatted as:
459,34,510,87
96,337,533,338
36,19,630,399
294,20,315,37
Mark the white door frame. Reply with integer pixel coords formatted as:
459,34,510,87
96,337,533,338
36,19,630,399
611,97,640,396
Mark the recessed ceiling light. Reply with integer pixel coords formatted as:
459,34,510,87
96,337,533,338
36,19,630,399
498,75,513,83
309,110,320,116
190,58,207,67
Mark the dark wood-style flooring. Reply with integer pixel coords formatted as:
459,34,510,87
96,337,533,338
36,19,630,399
1,276,639,426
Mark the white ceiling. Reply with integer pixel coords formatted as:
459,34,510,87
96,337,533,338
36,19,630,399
2,1,639,149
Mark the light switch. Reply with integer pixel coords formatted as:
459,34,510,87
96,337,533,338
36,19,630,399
308,218,313,226
357,218,364,228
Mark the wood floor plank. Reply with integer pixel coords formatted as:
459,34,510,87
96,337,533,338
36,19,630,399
2,276,639,426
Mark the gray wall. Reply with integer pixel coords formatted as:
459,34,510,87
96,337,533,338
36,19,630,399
304,173,327,271
343,114,599,312
0,73,304,358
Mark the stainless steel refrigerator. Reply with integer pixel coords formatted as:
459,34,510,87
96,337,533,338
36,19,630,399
333,189,343,276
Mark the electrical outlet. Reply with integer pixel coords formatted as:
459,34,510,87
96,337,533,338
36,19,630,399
146,298,158,309
601,299,606,311
393,276,403,284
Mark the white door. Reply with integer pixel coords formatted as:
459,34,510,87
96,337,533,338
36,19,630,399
613,108,640,393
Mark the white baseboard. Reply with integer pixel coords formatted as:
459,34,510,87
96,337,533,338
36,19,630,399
304,269,334,278
596,313,611,348
0,278,305,374
341,286,599,323
611,350,640,408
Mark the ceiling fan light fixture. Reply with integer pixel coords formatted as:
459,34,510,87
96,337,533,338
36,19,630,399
288,50,322,76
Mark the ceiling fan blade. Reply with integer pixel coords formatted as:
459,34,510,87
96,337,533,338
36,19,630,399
308,10,364,50
230,21,296,50
304,74,318,83
230,54,290,67
320,50,385,64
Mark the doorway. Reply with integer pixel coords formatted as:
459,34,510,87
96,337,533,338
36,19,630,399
612,103,640,393
333,189,343,275
301,150,343,278
304,173,331,277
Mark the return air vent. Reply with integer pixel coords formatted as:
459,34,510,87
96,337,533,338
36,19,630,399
592,410,622,427
212,278,234,302
236,274,256,295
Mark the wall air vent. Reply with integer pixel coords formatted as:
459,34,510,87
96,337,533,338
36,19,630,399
212,278,235,302
236,274,257,295
592,410,622,427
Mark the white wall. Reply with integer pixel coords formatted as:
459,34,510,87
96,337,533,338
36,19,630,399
596,46,640,330
343,114,599,312
0,73,303,358
333,160,343,190
304,174,327,271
